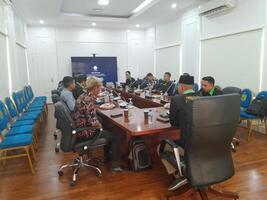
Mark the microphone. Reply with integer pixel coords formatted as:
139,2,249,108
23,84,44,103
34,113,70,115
164,80,176,96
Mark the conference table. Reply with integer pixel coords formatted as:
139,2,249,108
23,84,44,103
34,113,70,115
97,88,180,162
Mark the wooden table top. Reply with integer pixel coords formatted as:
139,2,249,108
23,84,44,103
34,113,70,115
98,104,177,136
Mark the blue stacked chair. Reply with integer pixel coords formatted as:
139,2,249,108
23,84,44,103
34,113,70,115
240,90,267,141
0,101,36,174
194,83,199,93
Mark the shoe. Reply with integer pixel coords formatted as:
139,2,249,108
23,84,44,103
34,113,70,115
111,166,125,174
168,178,188,191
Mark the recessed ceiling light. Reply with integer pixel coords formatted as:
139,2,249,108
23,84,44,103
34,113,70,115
136,24,140,28
98,0,109,6
39,20,44,24
92,22,96,26
132,0,154,13
171,3,177,8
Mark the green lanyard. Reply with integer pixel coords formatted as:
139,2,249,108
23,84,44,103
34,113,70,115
183,89,195,95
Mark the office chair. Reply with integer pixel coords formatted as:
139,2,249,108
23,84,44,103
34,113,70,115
51,92,61,152
159,94,240,200
222,86,242,151
222,87,241,95
54,101,108,186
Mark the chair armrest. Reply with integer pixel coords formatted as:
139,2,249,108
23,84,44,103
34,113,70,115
72,127,102,134
159,139,184,177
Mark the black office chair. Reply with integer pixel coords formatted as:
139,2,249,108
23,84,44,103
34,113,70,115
222,87,241,95
222,87,242,152
54,101,108,186
51,92,61,152
159,94,240,200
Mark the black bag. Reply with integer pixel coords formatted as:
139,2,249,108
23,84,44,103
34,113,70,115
128,137,151,171
246,98,267,118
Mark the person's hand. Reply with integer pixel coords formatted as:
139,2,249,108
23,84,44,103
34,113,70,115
92,121,102,129
0,135,3,143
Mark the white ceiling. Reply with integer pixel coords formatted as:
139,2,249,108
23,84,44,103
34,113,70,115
12,0,207,29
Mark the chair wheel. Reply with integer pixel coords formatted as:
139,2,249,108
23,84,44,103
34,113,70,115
58,171,64,176
70,181,76,187
55,147,59,153
97,172,103,178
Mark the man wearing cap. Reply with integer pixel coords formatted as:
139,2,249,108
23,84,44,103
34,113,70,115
158,75,197,191
198,76,222,96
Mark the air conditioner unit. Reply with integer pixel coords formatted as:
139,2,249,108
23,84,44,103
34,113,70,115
3,0,12,6
199,0,236,17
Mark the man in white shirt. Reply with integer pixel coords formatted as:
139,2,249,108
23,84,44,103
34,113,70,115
60,76,76,112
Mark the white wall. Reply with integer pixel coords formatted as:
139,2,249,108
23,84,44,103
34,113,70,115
153,0,266,93
155,19,182,80
27,26,154,98
0,0,28,100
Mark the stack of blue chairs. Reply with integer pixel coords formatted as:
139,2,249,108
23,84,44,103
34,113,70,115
0,85,48,174
239,89,267,141
0,101,36,174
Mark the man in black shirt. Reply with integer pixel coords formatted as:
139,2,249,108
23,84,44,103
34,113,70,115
158,75,197,191
125,71,135,87
140,73,156,89
73,74,86,99
153,72,173,95
198,76,222,96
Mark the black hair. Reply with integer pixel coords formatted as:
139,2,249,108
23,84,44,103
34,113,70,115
76,74,87,83
146,73,153,77
183,73,190,76
126,71,131,75
165,72,171,77
202,76,215,85
62,76,74,88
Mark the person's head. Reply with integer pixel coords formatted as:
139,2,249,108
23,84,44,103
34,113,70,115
62,76,75,91
146,73,154,81
201,76,215,93
85,76,103,97
163,72,171,81
178,75,194,94
76,74,87,87
183,73,190,76
125,71,131,80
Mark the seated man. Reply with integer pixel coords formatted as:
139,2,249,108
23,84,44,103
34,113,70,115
198,76,222,96
153,72,173,95
60,76,76,112
158,75,197,191
140,73,156,89
73,77,125,173
125,71,135,87
73,74,87,99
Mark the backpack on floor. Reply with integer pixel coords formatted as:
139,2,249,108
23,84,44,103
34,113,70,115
246,97,267,119
128,137,151,172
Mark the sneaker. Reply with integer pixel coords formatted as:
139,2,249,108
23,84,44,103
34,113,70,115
168,178,188,191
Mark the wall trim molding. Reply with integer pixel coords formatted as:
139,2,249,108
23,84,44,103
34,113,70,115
56,40,128,45
16,41,27,49
201,26,264,42
155,42,181,50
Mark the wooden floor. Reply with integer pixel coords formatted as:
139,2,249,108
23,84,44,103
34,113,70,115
1,105,267,200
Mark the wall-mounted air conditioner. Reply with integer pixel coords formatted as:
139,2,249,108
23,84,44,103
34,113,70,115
3,0,12,6
199,0,236,17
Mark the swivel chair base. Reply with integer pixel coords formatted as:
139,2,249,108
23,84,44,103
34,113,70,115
58,155,103,186
168,185,239,200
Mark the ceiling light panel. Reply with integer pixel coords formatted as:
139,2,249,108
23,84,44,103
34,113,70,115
98,0,110,6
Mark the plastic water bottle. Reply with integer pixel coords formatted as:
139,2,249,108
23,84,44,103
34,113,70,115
148,109,153,124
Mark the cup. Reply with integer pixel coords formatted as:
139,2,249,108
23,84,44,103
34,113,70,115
144,109,149,120
124,109,129,118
